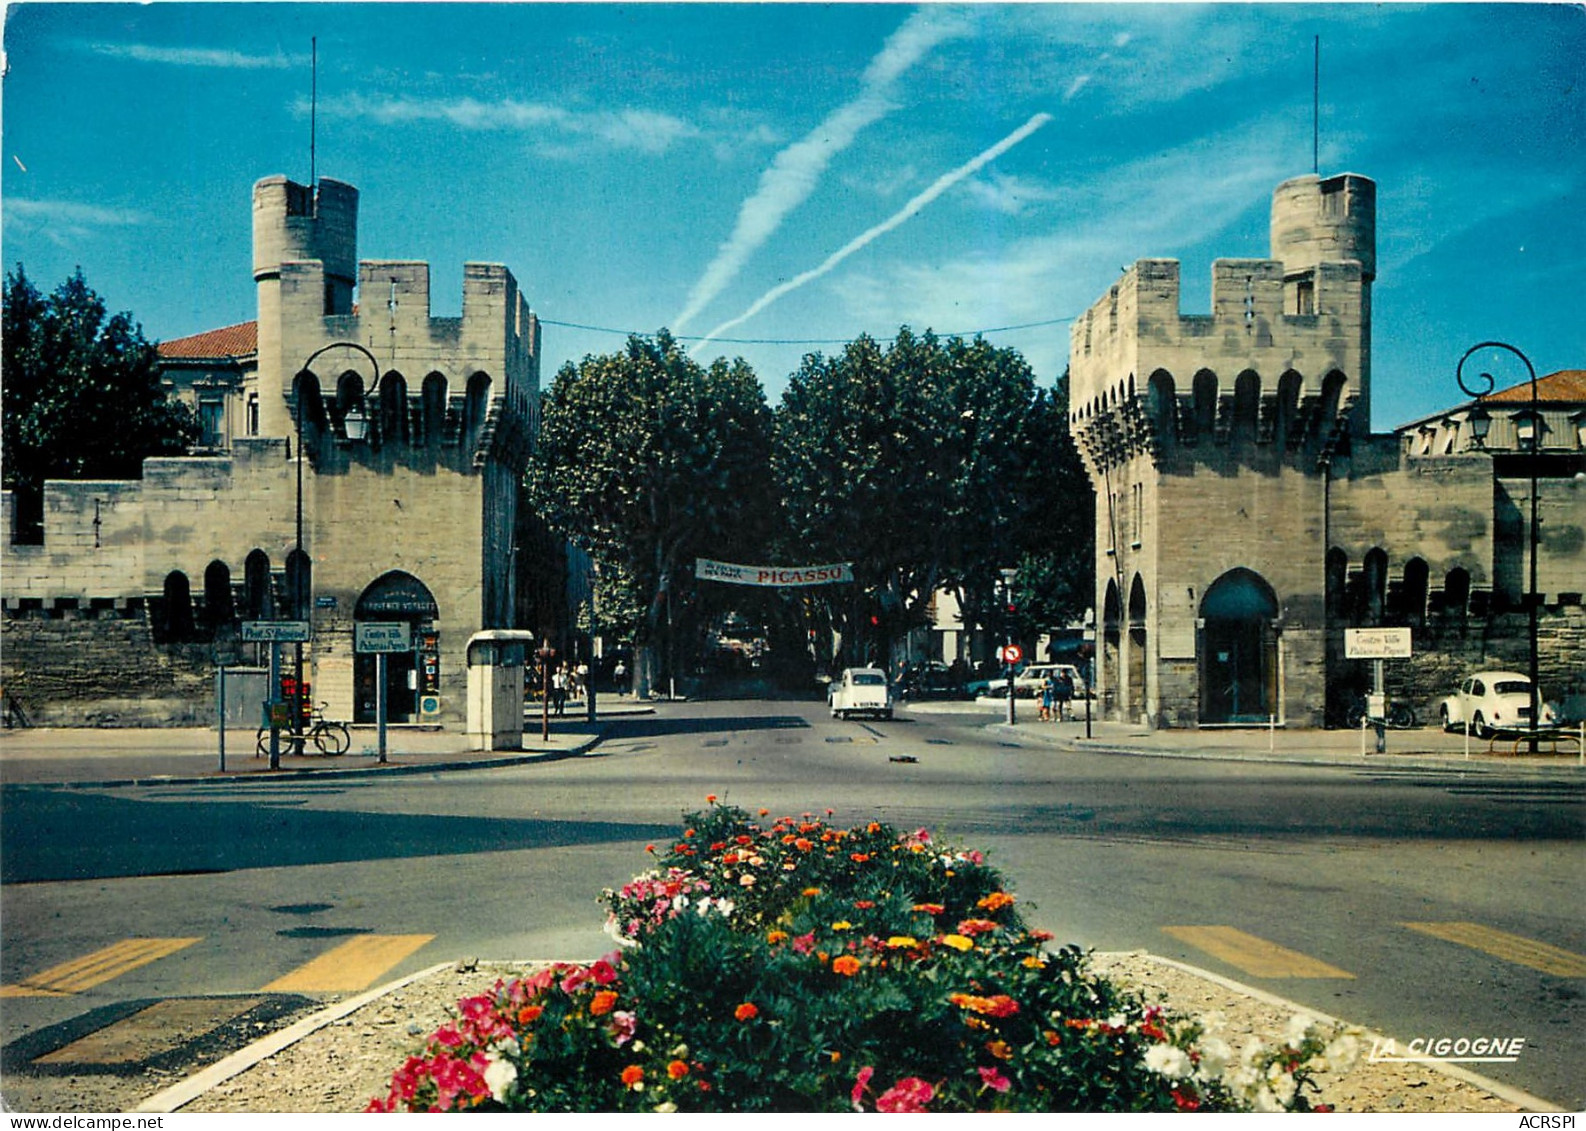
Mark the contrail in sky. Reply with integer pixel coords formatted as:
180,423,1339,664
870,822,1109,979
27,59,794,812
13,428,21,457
670,8,971,333
693,112,1054,352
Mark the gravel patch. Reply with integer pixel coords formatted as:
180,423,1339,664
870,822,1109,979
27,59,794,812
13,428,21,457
173,954,1525,1114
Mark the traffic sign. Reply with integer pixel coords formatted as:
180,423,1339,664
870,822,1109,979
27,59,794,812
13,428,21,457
999,644,1024,664
356,621,413,653
1344,627,1412,660
241,620,311,643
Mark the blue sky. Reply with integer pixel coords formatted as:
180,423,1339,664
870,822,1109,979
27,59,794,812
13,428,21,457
3,3,1582,428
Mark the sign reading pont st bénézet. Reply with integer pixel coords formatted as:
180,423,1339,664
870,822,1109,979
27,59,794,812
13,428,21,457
695,559,854,587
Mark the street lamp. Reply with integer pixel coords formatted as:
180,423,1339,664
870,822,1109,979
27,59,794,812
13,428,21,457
1456,341,1541,753
278,341,380,770
999,566,1018,725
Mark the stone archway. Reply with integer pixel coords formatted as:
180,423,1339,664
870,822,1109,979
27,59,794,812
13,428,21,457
1127,574,1148,722
354,571,439,724
1200,568,1279,725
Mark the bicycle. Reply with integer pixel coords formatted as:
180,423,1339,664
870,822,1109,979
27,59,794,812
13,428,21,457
1344,695,1417,730
256,702,351,757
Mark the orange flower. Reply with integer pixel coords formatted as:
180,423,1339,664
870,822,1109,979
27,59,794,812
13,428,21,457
621,1065,644,1087
976,891,1016,912
832,955,862,976
589,990,618,1017
683,829,696,838
802,887,822,898
767,930,789,944
759,808,770,817
850,853,871,863
1044,1030,1062,1047
987,1040,1013,1060
705,794,718,803
734,1002,759,1021
795,838,813,852
867,821,882,834
667,1059,690,1080
517,1004,544,1024
912,903,945,915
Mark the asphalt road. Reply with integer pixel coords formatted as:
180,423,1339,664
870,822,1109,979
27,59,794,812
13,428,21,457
2,699,1582,1108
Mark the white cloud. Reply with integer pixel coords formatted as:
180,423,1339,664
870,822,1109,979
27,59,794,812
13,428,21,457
78,40,302,69
963,171,1067,216
669,6,975,332
310,94,698,155
3,199,144,246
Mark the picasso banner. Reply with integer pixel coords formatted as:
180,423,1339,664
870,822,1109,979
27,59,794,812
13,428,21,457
695,559,854,587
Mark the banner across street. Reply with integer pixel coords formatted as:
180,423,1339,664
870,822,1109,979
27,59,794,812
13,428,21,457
695,559,853,587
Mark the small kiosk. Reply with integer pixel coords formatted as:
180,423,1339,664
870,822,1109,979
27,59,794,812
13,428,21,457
465,630,537,750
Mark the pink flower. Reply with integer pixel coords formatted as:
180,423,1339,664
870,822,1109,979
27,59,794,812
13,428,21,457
590,958,619,986
876,1076,935,1113
851,1066,875,1110
978,1066,1012,1094
791,931,817,955
609,1010,638,1046
560,966,593,995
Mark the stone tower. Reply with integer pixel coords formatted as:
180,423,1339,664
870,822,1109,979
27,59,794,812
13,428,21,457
1069,172,1376,727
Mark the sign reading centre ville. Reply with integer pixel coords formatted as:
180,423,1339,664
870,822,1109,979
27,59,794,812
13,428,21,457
1344,627,1413,660
695,559,854,587
356,622,413,653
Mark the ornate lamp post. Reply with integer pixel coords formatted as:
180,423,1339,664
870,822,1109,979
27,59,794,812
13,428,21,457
282,341,380,768
1456,341,1541,753
999,566,1018,725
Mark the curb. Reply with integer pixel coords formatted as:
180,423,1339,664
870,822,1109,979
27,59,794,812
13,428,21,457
133,951,1562,1115
985,723,1585,778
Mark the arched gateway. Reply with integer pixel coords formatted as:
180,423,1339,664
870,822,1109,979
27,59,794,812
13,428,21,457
355,571,440,724
1200,568,1279,725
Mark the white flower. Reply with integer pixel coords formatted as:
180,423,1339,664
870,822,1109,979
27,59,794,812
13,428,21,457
654,1102,677,1113
1286,1013,1318,1045
483,1055,518,1103
1195,1037,1232,1081
1198,1010,1228,1034
1143,1043,1193,1078
674,893,690,911
1323,1032,1362,1074
1252,1086,1285,1113
1106,1013,1129,1029
739,873,756,887
1267,1066,1298,1105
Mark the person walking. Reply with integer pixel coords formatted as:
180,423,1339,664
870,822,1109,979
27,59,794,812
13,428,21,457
552,664,568,716
1055,668,1075,721
1039,673,1055,723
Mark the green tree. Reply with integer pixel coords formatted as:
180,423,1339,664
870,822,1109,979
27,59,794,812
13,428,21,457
772,328,1092,668
3,266,199,541
525,331,776,693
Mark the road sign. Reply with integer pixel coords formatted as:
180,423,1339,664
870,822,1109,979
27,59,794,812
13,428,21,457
1000,644,1024,664
241,620,311,643
1344,627,1413,660
356,621,413,653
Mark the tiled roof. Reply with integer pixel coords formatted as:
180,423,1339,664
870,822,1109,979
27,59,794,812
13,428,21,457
1481,369,1586,405
156,321,257,360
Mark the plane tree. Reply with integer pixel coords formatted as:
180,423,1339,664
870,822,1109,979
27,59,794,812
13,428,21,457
524,331,776,694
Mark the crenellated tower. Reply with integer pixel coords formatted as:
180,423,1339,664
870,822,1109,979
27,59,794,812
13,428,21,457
1067,173,1377,730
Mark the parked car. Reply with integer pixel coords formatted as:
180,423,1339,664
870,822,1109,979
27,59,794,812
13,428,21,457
970,663,1090,700
829,667,894,720
897,661,968,701
1439,671,1557,737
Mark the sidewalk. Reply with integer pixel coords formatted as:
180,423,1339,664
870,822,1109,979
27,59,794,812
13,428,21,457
0,700,654,787
905,698,1586,775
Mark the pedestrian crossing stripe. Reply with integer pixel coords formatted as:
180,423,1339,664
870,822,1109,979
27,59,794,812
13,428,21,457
261,934,436,992
0,938,201,998
1401,922,1586,978
1162,926,1355,979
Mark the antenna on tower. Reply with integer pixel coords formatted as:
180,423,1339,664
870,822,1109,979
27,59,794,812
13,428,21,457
1312,35,1320,175
310,36,318,189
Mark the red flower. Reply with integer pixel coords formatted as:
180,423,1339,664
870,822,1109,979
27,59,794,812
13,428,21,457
734,1002,759,1021
877,1076,935,1113
667,1059,690,1080
851,1066,875,1109
978,1066,1011,1094
1172,1088,1202,1111
620,1065,644,1088
705,794,717,803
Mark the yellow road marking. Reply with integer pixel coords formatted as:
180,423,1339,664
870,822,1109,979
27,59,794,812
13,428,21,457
1402,922,1586,978
1162,926,1355,979
34,997,266,1065
261,934,435,993
0,938,200,998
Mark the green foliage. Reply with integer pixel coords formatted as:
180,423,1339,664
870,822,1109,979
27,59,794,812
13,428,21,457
2,266,199,538
771,329,1093,662
524,332,776,652
371,804,1359,1114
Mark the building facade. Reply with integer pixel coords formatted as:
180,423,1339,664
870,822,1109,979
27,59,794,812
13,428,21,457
2,175,540,727
1070,173,1584,729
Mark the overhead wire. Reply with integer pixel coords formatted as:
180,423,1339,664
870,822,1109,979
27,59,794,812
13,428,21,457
535,315,1075,348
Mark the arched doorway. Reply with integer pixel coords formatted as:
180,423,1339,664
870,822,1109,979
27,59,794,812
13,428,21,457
1102,580,1121,719
1200,568,1279,725
354,571,439,724
1127,574,1148,721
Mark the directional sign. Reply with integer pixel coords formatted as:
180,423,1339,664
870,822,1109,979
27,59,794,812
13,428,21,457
1344,627,1413,660
1000,644,1024,664
356,621,413,653
241,620,311,643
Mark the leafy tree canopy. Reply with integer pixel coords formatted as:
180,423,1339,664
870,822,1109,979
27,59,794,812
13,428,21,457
525,331,777,656
3,266,199,539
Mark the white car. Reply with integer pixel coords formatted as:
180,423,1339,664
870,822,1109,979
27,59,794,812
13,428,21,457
1439,671,1557,737
829,667,893,721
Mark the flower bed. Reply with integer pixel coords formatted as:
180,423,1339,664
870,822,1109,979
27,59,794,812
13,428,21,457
370,800,1360,1113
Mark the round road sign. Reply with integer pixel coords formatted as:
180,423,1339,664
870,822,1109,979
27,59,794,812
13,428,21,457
999,644,1023,664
